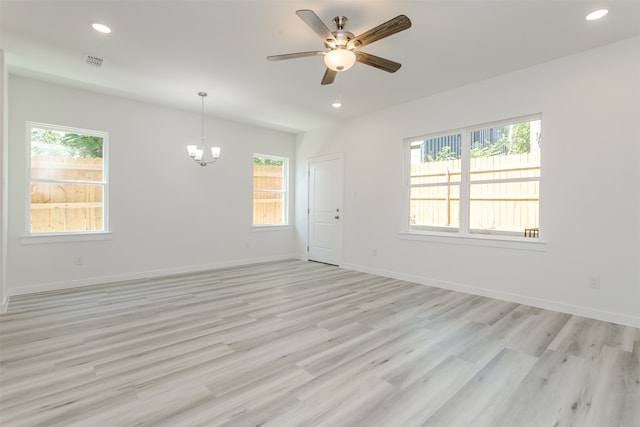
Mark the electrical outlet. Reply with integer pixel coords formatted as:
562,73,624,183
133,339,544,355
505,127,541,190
588,276,600,289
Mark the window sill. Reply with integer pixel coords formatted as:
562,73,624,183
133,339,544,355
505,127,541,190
251,225,291,232
398,230,547,251
20,232,113,245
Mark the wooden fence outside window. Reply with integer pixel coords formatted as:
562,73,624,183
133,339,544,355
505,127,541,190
30,156,104,233
253,164,285,225
410,152,540,233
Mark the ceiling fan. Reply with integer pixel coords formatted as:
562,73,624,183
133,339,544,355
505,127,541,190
267,9,412,85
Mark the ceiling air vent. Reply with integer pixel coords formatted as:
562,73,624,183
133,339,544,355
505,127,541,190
83,53,104,67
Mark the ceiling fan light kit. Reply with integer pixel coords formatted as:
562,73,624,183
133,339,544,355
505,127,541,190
324,49,356,71
267,9,411,85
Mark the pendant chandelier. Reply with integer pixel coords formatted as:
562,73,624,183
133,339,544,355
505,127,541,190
187,91,221,166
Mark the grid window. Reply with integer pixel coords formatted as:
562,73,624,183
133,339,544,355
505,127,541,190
253,154,288,226
407,115,541,238
28,122,108,234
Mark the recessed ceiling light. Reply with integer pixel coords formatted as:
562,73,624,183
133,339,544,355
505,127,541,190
91,22,112,34
585,9,608,21
332,101,342,108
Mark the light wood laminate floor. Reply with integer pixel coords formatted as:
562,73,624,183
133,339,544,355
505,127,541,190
1,260,638,426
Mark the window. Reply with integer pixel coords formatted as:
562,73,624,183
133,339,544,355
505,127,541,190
409,132,462,231
407,115,541,238
28,122,108,234
253,154,288,226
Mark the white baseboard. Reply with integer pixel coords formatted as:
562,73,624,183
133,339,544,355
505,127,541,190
341,262,640,328
8,254,298,298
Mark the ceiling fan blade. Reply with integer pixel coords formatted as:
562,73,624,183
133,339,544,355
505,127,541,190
296,9,336,44
267,51,324,61
356,51,402,73
321,68,337,85
347,15,411,49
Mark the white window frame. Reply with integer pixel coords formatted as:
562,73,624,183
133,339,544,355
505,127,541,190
403,114,543,247
252,153,289,227
23,122,110,242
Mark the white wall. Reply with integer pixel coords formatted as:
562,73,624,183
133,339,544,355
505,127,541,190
296,37,640,327
7,76,297,295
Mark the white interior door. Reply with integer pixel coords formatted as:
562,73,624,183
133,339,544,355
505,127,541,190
308,156,343,265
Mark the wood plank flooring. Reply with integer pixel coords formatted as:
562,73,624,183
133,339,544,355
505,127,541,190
0,259,638,426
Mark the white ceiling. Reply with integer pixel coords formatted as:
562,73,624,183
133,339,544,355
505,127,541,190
2,1,639,133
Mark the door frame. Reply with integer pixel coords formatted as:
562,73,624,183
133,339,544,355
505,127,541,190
307,153,344,266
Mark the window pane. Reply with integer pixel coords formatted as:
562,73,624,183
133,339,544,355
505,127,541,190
468,119,541,236
253,155,288,226
410,185,460,228
469,181,539,233
30,182,104,232
470,152,540,182
410,134,462,184
31,128,104,182
31,156,104,182
470,119,541,181
253,164,283,191
253,192,284,225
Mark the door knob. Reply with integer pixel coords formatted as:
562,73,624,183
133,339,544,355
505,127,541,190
335,215,340,219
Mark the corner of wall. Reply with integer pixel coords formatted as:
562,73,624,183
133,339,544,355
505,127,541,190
0,49,8,310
